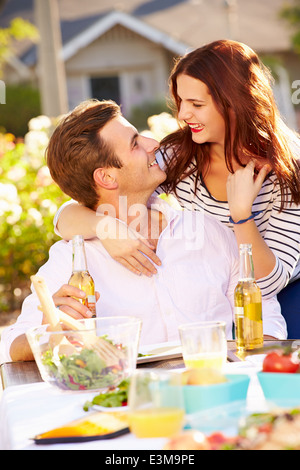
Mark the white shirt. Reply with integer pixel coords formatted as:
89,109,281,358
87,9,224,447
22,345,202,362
0,197,287,363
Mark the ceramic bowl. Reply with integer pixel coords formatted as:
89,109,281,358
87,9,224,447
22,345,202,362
183,374,250,414
257,372,300,404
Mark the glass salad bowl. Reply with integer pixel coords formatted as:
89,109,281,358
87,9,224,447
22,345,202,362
26,316,142,392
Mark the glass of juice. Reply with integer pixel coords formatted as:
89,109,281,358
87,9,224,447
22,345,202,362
178,321,227,371
128,369,185,438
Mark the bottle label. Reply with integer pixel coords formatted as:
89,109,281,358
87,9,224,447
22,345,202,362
234,307,244,317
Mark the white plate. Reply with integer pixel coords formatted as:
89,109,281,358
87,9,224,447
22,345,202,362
136,340,182,364
244,354,266,367
92,404,129,412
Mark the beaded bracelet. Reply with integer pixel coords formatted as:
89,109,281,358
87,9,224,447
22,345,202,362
229,210,263,225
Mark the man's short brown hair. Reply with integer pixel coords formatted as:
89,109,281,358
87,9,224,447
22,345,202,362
46,99,122,209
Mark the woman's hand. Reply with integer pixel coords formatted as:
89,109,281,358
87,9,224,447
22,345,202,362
226,160,270,222
50,284,100,320
95,215,162,276
226,159,276,279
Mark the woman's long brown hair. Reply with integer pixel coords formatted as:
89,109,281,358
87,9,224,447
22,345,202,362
161,39,300,210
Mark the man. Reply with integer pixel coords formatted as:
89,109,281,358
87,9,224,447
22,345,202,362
0,100,286,362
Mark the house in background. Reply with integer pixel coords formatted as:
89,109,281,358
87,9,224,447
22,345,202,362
1,0,300,129
21,10,187,117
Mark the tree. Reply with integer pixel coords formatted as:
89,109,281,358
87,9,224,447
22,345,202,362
0,17,39,78
280,0,300,53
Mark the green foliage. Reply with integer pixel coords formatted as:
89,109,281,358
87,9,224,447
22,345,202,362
0,17,39,77
0,119,69,312
0,84,41,137
129,99,171,131
0,16,40,137
280,0,300,25
7,18,38,42
280,0,300,53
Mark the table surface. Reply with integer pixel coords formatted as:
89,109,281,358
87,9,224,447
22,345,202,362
0,339,298,450
1,339,296,389
0,359,265,450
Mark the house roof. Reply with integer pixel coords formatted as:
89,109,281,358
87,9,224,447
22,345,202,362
21,12,108,66
0,0,295,67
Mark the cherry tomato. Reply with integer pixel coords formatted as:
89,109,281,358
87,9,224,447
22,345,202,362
262,350,300,373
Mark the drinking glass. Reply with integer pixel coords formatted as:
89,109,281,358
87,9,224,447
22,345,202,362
178,321,227,371
128,369,185,438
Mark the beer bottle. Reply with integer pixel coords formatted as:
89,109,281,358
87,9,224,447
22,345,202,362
234,244,263,350
68,235,96,317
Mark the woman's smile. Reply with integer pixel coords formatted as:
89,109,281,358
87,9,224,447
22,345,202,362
186,123,205,133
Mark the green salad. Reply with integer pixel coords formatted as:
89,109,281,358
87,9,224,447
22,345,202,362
42,347,125,391
83,378,130,411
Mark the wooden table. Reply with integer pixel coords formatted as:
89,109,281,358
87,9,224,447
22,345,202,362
1,340,296,390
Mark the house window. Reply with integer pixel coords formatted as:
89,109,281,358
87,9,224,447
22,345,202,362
90,76,120,104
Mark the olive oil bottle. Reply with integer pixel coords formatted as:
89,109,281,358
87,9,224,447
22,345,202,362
68,235,96,317
234,244,263,350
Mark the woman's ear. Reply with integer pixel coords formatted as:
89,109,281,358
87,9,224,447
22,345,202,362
93,168,118,190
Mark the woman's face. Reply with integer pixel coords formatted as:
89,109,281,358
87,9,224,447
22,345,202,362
176,74,226,147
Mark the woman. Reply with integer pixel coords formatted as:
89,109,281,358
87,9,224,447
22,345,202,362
54,40,300,334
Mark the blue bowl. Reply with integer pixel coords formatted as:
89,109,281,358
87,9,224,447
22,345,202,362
257,372,300,403
183,374,250,414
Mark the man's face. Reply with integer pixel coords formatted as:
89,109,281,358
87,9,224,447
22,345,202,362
100,115,166,201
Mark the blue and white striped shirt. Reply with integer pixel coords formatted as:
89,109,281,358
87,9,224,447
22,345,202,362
155,149,300,298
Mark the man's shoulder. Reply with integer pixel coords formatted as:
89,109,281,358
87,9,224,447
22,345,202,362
48,238,103,261
49,238,103,253
48,239,71,255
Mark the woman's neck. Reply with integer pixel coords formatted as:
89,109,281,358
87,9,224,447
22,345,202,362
210,143,225,163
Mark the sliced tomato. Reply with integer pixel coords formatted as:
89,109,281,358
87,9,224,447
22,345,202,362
258,422,273,434
262,351,300,373
207,432,238,450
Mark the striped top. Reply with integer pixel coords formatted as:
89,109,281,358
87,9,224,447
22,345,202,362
155,149,300,298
